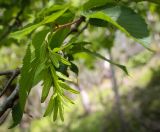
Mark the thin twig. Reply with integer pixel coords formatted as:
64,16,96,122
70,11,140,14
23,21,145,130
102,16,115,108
54,16,85,31
68,16,86,34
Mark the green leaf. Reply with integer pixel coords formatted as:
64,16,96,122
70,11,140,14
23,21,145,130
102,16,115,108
32,30,50,86
63,95,75,104
37,4,69,17
89,18,108,27
42,8,68,24
54,41,91,53
41,69,52,103
29,58,41,89
58,80,80,94
83,0,113,10
58,101,64,121
32,62,46,86
50,52,60,68
85,5,152,50
19,44,32,110
56,71,72,82
39,43,48,63
44,94,57,117
53,96,59,121
70,62,79,75
9,102,23,128
32,29,50,57
10,23,41,40
60,57,71,66
50,65,59,82
52,53,71,66
49,28,70,49
19,50,40,111
10,8,68,40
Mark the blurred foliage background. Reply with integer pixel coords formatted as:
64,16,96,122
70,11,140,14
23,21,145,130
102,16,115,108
0,0,160,132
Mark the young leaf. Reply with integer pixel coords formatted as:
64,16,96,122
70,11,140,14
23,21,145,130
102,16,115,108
54,41,91,52
53,97,59,121
37,4,69,17
60,57,71,66
50,52,60,68
44,94,57,117
42,8,68,24
58,101,64,121
52,53,71,66
10,8,68,40
56,71,72,82
58,80,80,94
62,94,75,104
50,66,59,83
10,23,41,40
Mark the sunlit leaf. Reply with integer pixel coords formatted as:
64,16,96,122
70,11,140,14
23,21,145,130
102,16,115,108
63,94,75,104
10,8,68,40
49,28,70,49
52,53,71,66
85,5,152,50
58,96,64,121
50,52,60,68
44,93,57,117
58,80,80,94
53,96,59,121
56,71,72,82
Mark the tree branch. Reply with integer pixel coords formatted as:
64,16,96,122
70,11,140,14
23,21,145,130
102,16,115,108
0,70,15,76
0,69,20,97
0,85,19,117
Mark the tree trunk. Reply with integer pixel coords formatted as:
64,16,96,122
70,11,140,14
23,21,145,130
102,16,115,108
108,50,127,132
